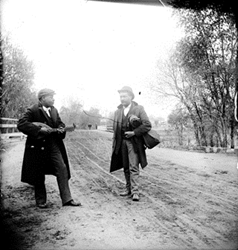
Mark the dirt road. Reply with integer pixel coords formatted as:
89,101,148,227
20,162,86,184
1,130,238,250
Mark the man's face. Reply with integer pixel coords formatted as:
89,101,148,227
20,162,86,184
119,92,132,107
41,95,55,107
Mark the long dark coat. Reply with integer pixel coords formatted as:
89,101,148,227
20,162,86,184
110,101,151,173
17,103,71,185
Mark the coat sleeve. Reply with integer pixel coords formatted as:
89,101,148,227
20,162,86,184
55,109,66,139
133,106,151,137
55,108,66,128
17,107,41,138
112,110,117,131
112,111,117,141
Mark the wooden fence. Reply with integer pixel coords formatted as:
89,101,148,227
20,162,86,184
0,118,25,139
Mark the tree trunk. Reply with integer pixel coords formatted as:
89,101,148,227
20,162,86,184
215,125,222,147
219,117,228,147
199,125,207,146
193,123,201,146
235,13,238,93
230,119,235,148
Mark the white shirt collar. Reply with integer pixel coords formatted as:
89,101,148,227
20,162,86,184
123,103,131,116
43,106,51,111
43,106,51,116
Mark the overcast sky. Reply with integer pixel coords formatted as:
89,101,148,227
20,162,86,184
2,0,184,119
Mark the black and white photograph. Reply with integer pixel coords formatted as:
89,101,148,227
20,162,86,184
1,0,238,249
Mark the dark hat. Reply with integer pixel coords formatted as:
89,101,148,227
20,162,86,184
118,86,135,99
38,88,55,100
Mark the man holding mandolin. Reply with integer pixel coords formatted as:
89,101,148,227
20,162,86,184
17,88,81,208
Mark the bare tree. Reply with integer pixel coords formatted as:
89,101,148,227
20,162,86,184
153,9,236,147
168,105,191,146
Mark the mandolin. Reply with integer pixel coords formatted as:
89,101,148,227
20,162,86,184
33,122,76,139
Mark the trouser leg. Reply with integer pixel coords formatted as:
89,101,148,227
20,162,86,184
34,175,47,205
126,140,139,195
121,140,131,192
50,142,72,205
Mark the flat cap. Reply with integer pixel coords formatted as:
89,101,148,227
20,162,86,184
38,88,55,100
118,86,135,99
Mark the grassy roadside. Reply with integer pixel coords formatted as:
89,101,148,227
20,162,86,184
0,139,25,250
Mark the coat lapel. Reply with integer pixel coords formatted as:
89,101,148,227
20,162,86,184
127,102,136,117
49,107,57,126
115,105,123,130
119,108,123,127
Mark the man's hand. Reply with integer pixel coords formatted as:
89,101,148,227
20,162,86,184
124,131,135,138
57,127,65,134
40,127,52,135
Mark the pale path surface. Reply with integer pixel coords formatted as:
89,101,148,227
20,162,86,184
147,147,238,173
1,131,238,250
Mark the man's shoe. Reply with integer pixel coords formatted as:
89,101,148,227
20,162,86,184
63,200,82,207
36,203,48,209
132,193,139,201
120,191,132,197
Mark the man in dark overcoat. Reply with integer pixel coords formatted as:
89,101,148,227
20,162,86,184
110,86,151,201
17,88,81,208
